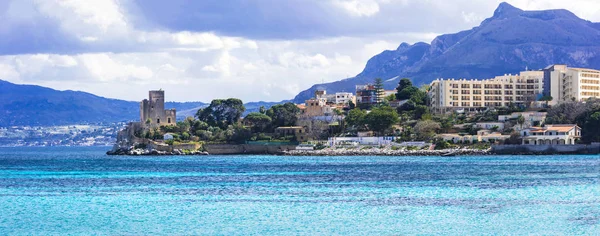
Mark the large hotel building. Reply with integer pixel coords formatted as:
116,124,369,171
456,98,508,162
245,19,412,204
428,65,600,112
543,65,600,106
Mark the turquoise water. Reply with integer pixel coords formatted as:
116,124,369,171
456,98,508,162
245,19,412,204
0,147,599,235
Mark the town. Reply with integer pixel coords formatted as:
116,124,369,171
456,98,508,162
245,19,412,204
108,64,600,155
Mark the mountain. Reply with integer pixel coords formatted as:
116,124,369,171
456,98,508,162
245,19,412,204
0,80,206,126
294,2,600,102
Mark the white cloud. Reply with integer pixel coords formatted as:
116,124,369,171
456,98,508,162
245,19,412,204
333,0,381,17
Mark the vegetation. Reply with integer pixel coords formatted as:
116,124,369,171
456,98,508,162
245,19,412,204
266,103,301,127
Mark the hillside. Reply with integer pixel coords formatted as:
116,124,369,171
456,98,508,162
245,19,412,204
294,2,600,102
0,80,206,126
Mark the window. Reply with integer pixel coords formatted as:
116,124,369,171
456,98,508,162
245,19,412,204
168,118,171,124
157,119,160,123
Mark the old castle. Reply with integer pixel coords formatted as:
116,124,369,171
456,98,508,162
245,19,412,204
140,90,176,126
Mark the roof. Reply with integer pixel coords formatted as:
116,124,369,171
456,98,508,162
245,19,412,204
296,104,306,109
528,124,579,133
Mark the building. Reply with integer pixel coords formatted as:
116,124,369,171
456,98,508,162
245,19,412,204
498,111,547,129
275,126,308,142
543,65,600,105
140,90,176,126
438,130,510,144
334,92,355,105
328,136,398,146
356,85,381,105
521,124,581,145
473,122,505,131
428,70,543,112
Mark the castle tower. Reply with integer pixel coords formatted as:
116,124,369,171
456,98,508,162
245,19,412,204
140,90,176,126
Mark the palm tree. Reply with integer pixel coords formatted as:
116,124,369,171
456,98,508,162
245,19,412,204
517,115,525,130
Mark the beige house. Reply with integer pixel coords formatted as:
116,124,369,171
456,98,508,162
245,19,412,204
428,70,543,112
438,130,509,144
521,124,581,145
275,126,308,142
543,65,600,105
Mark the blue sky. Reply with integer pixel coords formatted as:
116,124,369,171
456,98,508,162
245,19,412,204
0,0,599,102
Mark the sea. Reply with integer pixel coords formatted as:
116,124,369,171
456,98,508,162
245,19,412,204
0,146,599,235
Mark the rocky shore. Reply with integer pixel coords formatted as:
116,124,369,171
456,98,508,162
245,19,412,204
284,148,491,156
106,146,209,156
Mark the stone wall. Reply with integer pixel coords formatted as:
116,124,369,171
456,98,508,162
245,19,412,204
148,142,200,152
204,144,298,155
491,144,600,155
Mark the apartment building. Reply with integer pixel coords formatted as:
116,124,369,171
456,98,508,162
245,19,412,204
543,65,600,105
356,85,378,104
428,71,543,112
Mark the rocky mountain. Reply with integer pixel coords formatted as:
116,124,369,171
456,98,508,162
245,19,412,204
0,80,206,126
294,2,600,102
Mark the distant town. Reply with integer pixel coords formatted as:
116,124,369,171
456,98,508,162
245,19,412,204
106,64,600,155
0,123,126,147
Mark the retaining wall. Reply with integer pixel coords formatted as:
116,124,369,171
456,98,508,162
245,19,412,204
204,144,297,155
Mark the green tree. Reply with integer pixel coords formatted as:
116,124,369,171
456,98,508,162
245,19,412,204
396,86,418,100
244,112,272,132
517,115,526,130
364,106,399,135
196,98,246,129
539,95,553,107
348,100,356,109
345,108,367,131
414,120,441,141
266,102,301,128
395,78,413,99
259,106,267,114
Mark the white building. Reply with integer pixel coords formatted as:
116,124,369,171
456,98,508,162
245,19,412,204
498,111,547,130
328,136,398,146
521,124,581,145
473,122,505,130
438,130,509,144
429,70,544,112
543,65,600,105
334,92,355,105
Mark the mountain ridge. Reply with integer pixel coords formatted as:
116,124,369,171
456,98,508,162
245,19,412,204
293,2,600,102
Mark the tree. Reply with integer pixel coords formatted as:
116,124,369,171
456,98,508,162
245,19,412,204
196,98,246,129
580,111,600,143
374,78,385,104
244,112,272,132
504,132,523,145
396,78,413,97
414,120,441,141
364,106,399,135
345,108,367,131
385,94,396,102
259,106,267,114
396,86,418,100
348,100,356,109
409,89,428,105
517,115,526,130
539,95,553,107
266,102,300,128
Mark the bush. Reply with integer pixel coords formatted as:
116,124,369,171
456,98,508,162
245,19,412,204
434,140,450,150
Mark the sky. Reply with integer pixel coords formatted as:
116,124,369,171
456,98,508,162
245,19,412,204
1,0,599,102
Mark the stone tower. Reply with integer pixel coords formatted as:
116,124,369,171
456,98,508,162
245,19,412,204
140,90,176,126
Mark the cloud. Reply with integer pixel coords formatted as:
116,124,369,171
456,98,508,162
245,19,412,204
333,0,381,17
0,0,599,103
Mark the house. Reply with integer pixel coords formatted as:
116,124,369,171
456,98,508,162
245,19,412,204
498,112,547,129
473,122,505,131
438,130,509,144
521,124,581,145
275,126,308,142
328,136,398,146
